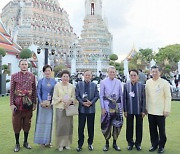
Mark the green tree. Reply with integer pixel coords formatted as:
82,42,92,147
128,48,154,70
0,48,6,75
53,65,66,76
19,49,32,59
164,64,171,74
108,54,124,73
139,48,154,63
2,64,10,75
115,62,124,74
109,54,118,62
128,61,138,70
155,44,180,72
109,61,114,66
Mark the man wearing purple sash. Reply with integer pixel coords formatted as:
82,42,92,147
100,66,123,151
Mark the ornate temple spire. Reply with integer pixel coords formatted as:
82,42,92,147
79,0,112,72
85,0,102,17
126,44,137,61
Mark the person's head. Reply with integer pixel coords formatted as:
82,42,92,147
84,70,92,82
139,69,142,72
107,66,116,80
129,69,139,83
151,65,160,80
19,59,28,72
60,70,70,84
43,65,52,78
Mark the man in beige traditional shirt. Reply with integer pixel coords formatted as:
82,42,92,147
146,66,171,154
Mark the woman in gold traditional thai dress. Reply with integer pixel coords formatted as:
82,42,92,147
52,70,76,152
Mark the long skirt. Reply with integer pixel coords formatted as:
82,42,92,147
34,104,53,144
55,108,73,148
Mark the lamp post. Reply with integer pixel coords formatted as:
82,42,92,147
37,42,56,65
44,42,49,65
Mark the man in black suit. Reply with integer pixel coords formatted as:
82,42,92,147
123,69,146,151
76,70,99,152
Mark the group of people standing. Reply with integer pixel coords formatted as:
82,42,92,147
10,59,171,154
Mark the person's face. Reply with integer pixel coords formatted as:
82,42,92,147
151,68,160,80
19,61,28,71
61,73,69,83
130,71,139,83
44,67,52,78
108,68,116,80
84,71,92,82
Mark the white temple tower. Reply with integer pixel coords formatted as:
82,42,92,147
78,0,113,72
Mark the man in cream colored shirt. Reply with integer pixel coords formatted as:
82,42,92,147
146,66,171,154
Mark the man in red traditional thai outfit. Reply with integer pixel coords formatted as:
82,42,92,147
10,59,37,152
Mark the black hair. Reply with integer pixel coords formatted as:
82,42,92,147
129,69,139,75
60,70,70,77
42,65,52,72
151,65,159,70
19,59,28,65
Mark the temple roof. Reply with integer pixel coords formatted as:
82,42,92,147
126,45,137,61
0,19,21,54
0,19,10,36
0,43,20,53
0,33,12,44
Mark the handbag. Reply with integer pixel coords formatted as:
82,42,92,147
65,104,79,116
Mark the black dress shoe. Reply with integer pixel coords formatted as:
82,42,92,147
158,148,164,153
14,144,20,152
149,146,157,152
76,147,82,152
88,145,94,151
127,145,133,150
135,145,142,151
23,142,32,149
103,144,109,151
113,144,121,151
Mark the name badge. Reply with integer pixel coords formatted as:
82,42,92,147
129,91,135,97
64,94,69,101
156,85,161,93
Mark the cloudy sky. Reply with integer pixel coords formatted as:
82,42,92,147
1,0,180,60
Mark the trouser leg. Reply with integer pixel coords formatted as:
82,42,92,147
126,114,134,146
87,113,95,145
157,116,167,148
78,113,86,147
135,114,143,146
148,114,159,147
